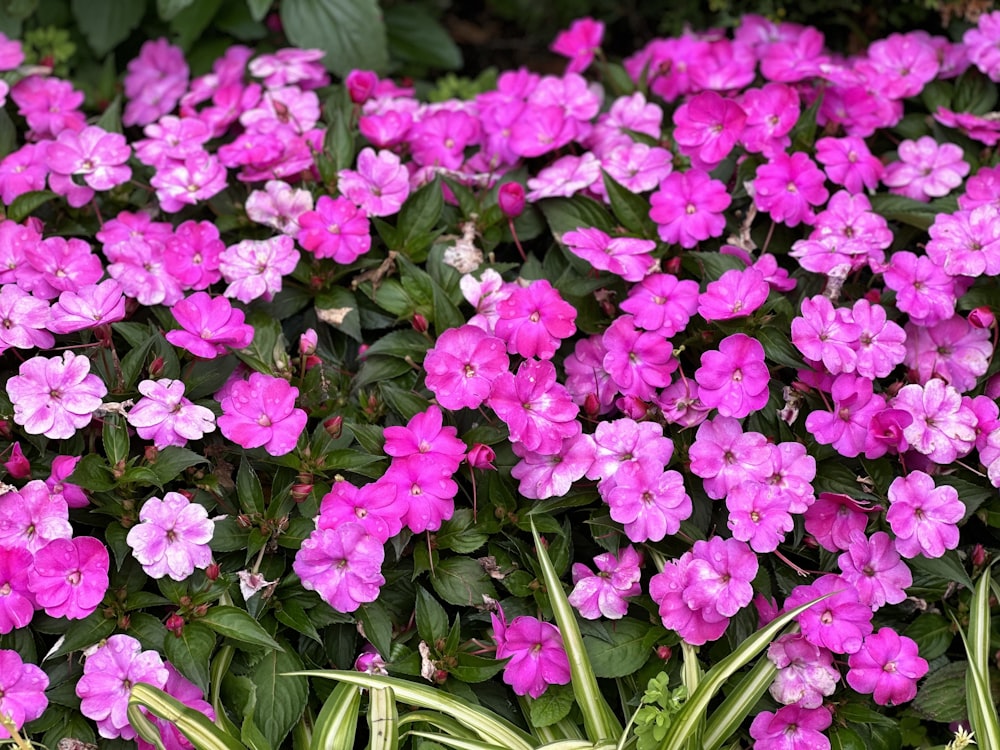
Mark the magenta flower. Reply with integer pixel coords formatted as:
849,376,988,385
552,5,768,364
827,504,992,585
837,531,911,610
749,705,833,750
550,17,604,73
882,136,969,201
495,279,577,360
649,169,731,248
383,456,458,534
767,634,839,709
293,522,385,612
851,299,906,380
792,296,860,375
297,195,371,264
488,359,580,455
493,612,571,698
0,480,72,553
605,466,692,543
0,284,54,354
903,316,991,394
886,471,964,559
220,235,300,303
814,135,884,194
688,416,772,500
423,325,509,411
892,380,977,464
966,11,1000,80
695,333,770,418
7,352,107,440
123,38,189,126
46,125,132,207
926,204,1000,277
672,91,747,170
49,280,128,334
697,267,770,321
805,374,887,459
338,147,410,217
619,273,700,337
561,227,656,282
847,628,928,706
0,547,34,634
77,634,169,740
786,574,874,654
753,151,829,227
684,537,758,619
512,432,595,500
11,75,86,139
649,554,729,646
150,152,228,212
46,455,88,509
20,236,103,299
166,292,255,359
28,536,109,620
882,251,960,327
217,372,307,456
126,492,214,580
318,479,408,543
0,650,48,739
383,406,467,474
727,483,794,553
804,492,875,552
166,220,224,290
602,316,677,401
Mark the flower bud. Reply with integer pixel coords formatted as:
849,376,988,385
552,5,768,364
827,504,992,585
412,313,429,333
324,415,343,439
346,70,378,104
205,563,221,581
291,483,313,502
148,356,165,378
144,446,159,463
299,328,318,355
863,288,881,304
972,543,987,568
498,182,525,219
3,442,31,479
0,421,11,441
583,392,601,419
656,645,672,661
969,306,995,329
166,613,185,636
665,256,682,275
467,443,496,471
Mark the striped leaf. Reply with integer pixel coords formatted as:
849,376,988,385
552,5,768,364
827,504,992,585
129,683,246,750
310,681,361,750
368,687,399,750
960,567,1000,750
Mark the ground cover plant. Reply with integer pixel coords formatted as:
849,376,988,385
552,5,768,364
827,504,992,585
0,4,999,750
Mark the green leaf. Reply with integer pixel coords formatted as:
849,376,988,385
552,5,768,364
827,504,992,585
580,618,656,679
961,567,1000,750
908,551,974,592
368,686,399,750
317,286,362,342
0,109,17,159
357,599,394,658
237,457,266,515
71,0,147,57
430,557,497,607
102,414,129,466
829,727,866,750
526,684,575,728
164,623,216,695
280,0,388,76
904,613,954,661
245,0,271,21
310,681,362,750
198,606,282,651
149,447,208,485
911,661,969,723
602,171,657,237
44,609,116,660
868,194,958,231
169,0,225,51
250,642,309,748
364,329,432,360
274,598,321,644
530,522,621,743
436,510,490,554
320,449,387,475
680,251,745,280
384,4,462,70
69,453,116,492
158,0,195,19
7,190,58,223
448,652,505,683
540,195,617,239
756,327,802,369
953,69,998,115
415,586,449,645
396,179,445,261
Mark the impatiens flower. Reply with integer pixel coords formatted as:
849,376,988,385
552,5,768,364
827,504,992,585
492,611,571,698
550,17,604,73
767,633,839,709
123,38,189,126
847,629,928,706
150,152,228,212
488,359,580,455
601,316,677,401
892,380,977,464
297,195,372,263
338,147,410,216
697,267,770,321
804,492,875,552
525,152,601,200
965,11,1000,81
0,480,72,552
318,479,407,543
882,136,969,201
0,650,48,740
512,432,595,500
649,553,729,646
137,663,216,750
605,465,692,543
49,280,128,334
837,531,912,610
672,91,747,170
753,151,829,227
561,227,656,282
126,492,214,580
495,279,577,360
217,372,307,456
127,379,217,449
46,455,88,509
166,292,255,359
786,573,874,654
0,284,53,354
684,537,758,620
791,296,860,375
46,125,132,207
688,416,771,500
749,705,833,750
246,179,314,235
219,235,300,303
423,325,509,410
727,483,794,553
293,522,385,612
903,316,992,393
886,471,964,559
695,333,770,418
383,455,458,534
619,273,700,337
0,547,34,634
814,135,883,193
77,634,169,740
28,536,109,620
383,405,467,475
6,352,108,440
882,250,961,327
926,204,1000,277
649,169,731,248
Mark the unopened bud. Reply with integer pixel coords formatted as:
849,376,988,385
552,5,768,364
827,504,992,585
498,182,525,219
346,70,379,104
665,256,682,275
969,306,995,329
656,645,672,661
144,446,158,463
863,288,881,304
291,483,313,502
3,442,31,479
166,613,185,636
205,563,221,581
148,356,165,378
299,328,318,355
467,443,496,471
324,415,343,439
412,313,429,333
583,392,601,419
972,543,987,568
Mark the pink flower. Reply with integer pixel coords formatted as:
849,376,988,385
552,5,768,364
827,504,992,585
965,11,1000,81
338,147,410,217
492,612,571,698
697,267,770,321
684,537,758,619
495,279,577,360
0,547,34,634
249,48,328,89
137,663,216,750
847,629,928,706
488,359,580,455
246,179,314,235
601,316,677,401
619,273,700,337
217,372,308,456
383,455,459,534
837,531,912,610
49,280,128,334
726,483,794,552
903,316,992,393
688,416,771,499
0,442,27,480
46,126,132,207
605,466,692,543
739,82,800,156
804,492,875,552
886,471,964,559
561,227,656,282
551,17,604,73
0,480,72,552
297,195,371,263
650,555,729,646
791,296,860,375
383,405,467,474
134,115,213,168
0,284,53,354
293,523,385,613
753,151,829,227
882,136,969,201
649,169,731,248
892,380,977,464
123,38,189,126
0,650,48,739
28,536,109,620
882,251,960,327
166,292,255,359
563,335,617,414
165,220,224,291
46,455,88,509
814,136,883,193
6,352,107,439
126,379,216,448
410,109,480,169
926,204,1000,277
219,235,300,303
126,492,214,580
526,152,601,200
77,635,169,740
850,299,906,380
0,143,49,204
11,76,86,138
695,333,770,418
150,152,228,212
767,634,839,709
806,374,888,459
512,432,595,500
672,91,747,170
318,479,407,543
786,573,874,654
749,706,833,750
423,325,509,411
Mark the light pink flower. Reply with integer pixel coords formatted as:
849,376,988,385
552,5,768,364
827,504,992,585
882,136,969,201
338,147,410,217
887,471,964,558
423,325,509,410
127,379,217,448
219,235,300,303
46,126,132,206
0,650,48,739
123,38,189,126
561,227,656,282
294,522,385,612
892,380,977,464
7,352,107,439
126,492,214,580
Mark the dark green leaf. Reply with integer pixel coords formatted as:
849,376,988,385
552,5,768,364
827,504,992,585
105,522,130,571
921,79,953,114
829,727,866,750
396,178,445,260
164,623,216,694
183,355,239,400
245,0,271,21
364,329,432,360
46,610,116,660
602,171,657,237
237,457,266,515
912,661,969,723
157,0,195,19
128,612,168,653
953,69,998,115
580,618,655,679
211,517,251,552
274,598,322,644
69,453,116,492
540,195,617,238
0,109,16,159
526,683,575,727
353,355,414,389
909,552,974,592
448,652,505,683
756,326,802,369
415,586,449,645
430,557,497,607
71,0,146,56
8,190,58,223
436,510,489,554
384,4,462,70
905,614,954,662
149,447,207,485
96,94,123,133
103,414,129,467
868,194,958,231
280,0,388,76
357,599,393,658
250,642,309,748
347,423,385,454
198,605,282,651
379,384,430,421
317,286,362,342
681,251,745,280
320,450,387,475
169,0,225,51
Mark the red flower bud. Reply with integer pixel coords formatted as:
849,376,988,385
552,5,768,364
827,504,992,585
467,443,496,471
583,392,601,419
3,442,31,479
291,483,313,502
166,613,185,636
656,645,672,661
205,563,221,581
144,446,159,463
498,182,526,219
299,328,318,355
148,356,165,378
863,288,881,304
412,313,429,333
346,70,379,104
972,543,987,568
324,415,343,439
665,256,682,274
969,306,995,329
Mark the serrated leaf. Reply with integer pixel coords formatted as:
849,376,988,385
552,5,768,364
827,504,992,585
904,613,954,661
164,623,215,695
250,641,309,748
526,684,575,728
415,586,449,645
274,598,322,644
430,557,497,607
45,610,116,660
908,551,974,592
71,0,147,57
198,606,282,651
602,171,657,237
580,618,654,679
384,4,462,70
7,190,58,223
149,447,208,485
357,599,393,658
158,0,195,19
912,661,969,723
280,0,388,76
